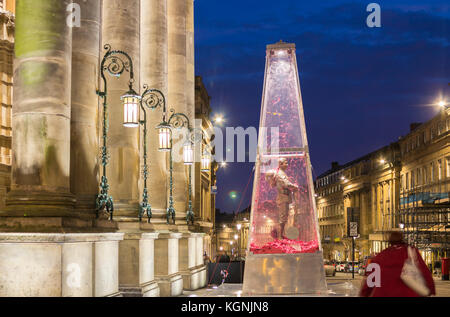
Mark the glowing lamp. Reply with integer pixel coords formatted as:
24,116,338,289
156,122,172,152
236,224,242,230
183,142,194,165
234,234,239,240
201,151,211,172
121,89,141,128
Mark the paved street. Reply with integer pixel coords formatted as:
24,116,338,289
181,272,450,297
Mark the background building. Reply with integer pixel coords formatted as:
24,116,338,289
0,0,218,297
397,111,450,268
315,109,449,269
194,75,217,259
214,206,250,261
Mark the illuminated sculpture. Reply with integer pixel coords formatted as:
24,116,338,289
242,41,327,294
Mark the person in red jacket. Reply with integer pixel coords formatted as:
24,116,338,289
360,231,436,297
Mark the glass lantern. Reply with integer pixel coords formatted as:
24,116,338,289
156,122,172,152
121,89,141,128
201,150,211,172
183,142,194,165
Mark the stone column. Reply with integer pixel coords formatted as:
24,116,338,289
102,0,141,218
140,0,168,222
168,0,188,217
154,232,183,296
70,0,101,217
3,0,74,217
186,0,196,216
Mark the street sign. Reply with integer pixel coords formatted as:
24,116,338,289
349,222,358,237
346,207,360,237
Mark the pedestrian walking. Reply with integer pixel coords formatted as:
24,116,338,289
360,231,436,297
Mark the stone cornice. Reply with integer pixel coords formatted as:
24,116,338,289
0,232,125,243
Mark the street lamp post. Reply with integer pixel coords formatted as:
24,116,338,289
163,109,207,224
236,223,242,260
136,85,167,222
96,44,140,220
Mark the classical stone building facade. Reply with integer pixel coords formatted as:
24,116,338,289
0,1,13,209
194,75,217,259
315,109,449,267
397,109,450,267
215,207,250,260
0,0,212,297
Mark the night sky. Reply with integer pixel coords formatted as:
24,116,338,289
194,0,449,214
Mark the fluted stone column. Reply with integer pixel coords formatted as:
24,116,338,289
70,0,101,217
3,0,74,217
168,0,188,217
140,0,168,222
186,0,196,219
102,0,140,218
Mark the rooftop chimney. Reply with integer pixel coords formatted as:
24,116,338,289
410,122,422,132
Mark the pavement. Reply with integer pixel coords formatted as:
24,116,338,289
180,272,450,297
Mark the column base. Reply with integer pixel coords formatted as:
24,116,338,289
120,281,160,297
3,190,76,217
155,273,184,297
181,265,207,291
111,202,140,221
242,251,328,295
0,216,118,233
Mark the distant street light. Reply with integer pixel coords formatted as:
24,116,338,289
214,115,225,124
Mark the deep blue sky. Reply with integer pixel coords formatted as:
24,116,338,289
194,0,450,213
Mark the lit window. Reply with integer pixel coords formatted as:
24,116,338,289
422,166,426,185
447,158,450,178
438,160,442,180
431,162,435,182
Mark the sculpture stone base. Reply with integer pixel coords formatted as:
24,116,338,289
242,251,328,295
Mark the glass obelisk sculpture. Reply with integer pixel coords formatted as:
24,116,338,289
242,41,327,295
